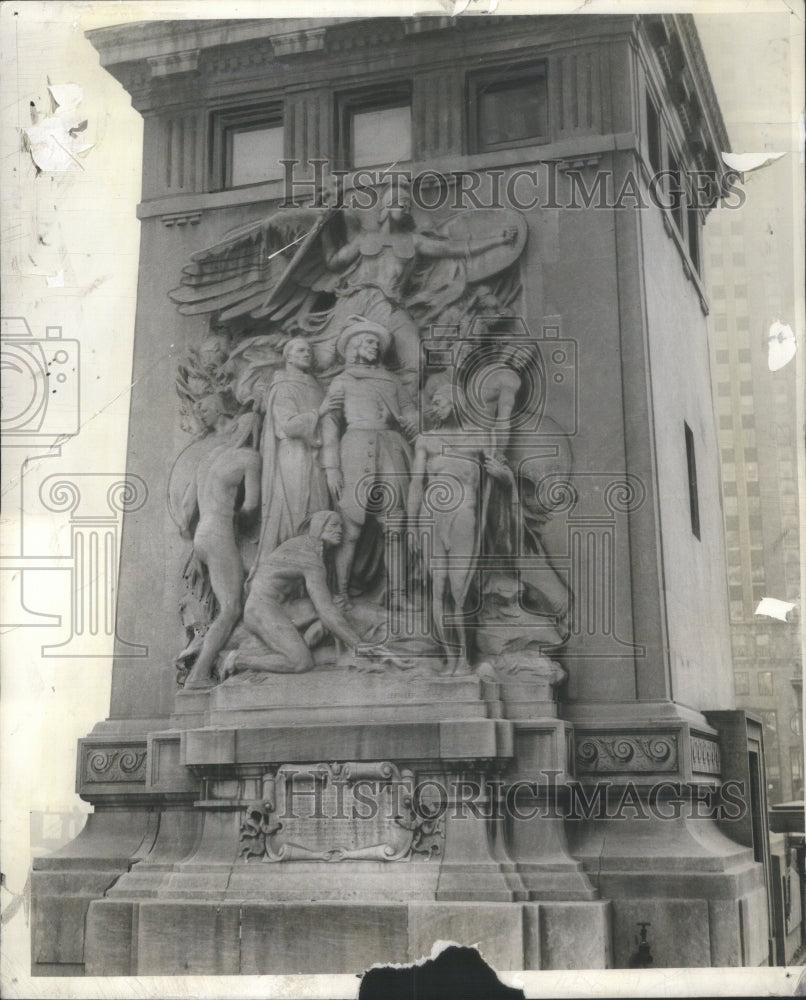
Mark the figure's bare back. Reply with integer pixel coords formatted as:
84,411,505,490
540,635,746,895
478,365,521,413
197,447,260,518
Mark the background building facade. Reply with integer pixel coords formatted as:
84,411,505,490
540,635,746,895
706,164,803,806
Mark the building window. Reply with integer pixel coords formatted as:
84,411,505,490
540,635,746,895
684,422,700,539
760,710,777,732
645,93,662,173
470,62,548,152
210,103,285,190
734,672,749,695
666,147,685,237
757,671,774,696
338,86,412,169
792,747,803,788
687,203,701,272
733,634,750,656
659,141,702,275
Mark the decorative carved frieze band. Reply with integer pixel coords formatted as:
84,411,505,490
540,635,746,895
556,155,603,174
690,735,721,776
81,742,148,784
162,212,202,228
147,51,200,78
575,733,678,774
271,28,327,58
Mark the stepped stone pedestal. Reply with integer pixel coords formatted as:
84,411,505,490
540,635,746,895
59,671,609,975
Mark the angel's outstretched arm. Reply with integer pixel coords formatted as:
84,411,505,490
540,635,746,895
322,228,362,271
413,228,517,260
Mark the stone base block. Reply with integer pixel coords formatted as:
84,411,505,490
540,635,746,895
30,807,159,976
568,814,770,966
82,899,613,975
524,901,613,969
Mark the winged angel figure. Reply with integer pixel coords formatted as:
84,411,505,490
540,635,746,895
168,180,528,391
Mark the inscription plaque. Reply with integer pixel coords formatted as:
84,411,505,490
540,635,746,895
239,761,443,862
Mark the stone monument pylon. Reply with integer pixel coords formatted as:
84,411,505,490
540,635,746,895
32,14,769,975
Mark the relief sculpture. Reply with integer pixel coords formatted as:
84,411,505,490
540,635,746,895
167,178,571,686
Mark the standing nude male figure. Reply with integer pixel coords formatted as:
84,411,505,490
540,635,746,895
178,393,261,688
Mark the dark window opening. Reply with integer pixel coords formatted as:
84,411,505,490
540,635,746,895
210,103,284,190
667,148,684,235
645,93,662,173
337,85,412,170
748,749,764,863
687,204,700,272
684,422,700,539
470,63,548,152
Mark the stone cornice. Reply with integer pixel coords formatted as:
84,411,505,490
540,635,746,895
86,18,344,67
675,13,731,154
641,13,730,167
88,14,632,86
91,14,638,115
88,13,730,181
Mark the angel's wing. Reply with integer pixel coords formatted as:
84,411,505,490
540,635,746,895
168,207,347,324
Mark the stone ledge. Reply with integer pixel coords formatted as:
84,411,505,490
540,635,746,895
182,719,513,768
